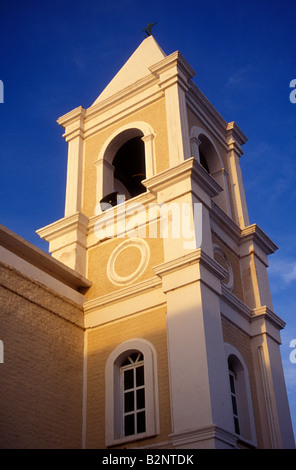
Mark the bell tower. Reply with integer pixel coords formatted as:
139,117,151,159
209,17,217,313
37,36,294,449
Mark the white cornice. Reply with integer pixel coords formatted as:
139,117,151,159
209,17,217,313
221,284,252,320
186,81,229,149
252,306,286,330
84,276,162,314
240,224,278,255
37,212,89,242
143,157,222,200
153,248,227,282
210,202,242,244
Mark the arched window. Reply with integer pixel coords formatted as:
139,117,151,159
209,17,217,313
120,352,146,437
95,122,155,211
225,344,257,445
189,126,232,217
105,339,159,446
0,340,3,363
228,360,241,435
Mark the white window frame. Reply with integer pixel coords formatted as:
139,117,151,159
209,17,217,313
105,339,159,446
225,343,257,446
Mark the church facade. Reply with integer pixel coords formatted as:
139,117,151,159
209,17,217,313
0,36,294,449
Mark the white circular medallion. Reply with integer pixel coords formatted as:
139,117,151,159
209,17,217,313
107,238,150,286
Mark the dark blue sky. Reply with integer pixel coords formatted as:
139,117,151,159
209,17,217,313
1,0,296,439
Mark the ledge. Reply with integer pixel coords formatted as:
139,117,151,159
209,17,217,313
240,224,278,255
0,224,91,290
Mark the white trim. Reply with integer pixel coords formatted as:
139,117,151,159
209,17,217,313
105,338,159,447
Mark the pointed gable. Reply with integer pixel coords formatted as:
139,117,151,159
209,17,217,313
91,36,167,106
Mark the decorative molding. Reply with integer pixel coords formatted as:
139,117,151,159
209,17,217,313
252,306,286,330
83,276,162,314
143,157,222,201
154,248,227,282
240,224,278,255
221,284,252,320
169,424,237,449
37,211,89,242
210,202,242,245
107,238,150,287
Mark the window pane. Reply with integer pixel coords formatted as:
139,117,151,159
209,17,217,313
121,357,131,367
124,369,134,390
124,391,134,412
231,395,238,415
130,353,139,363
136,388,145,410
124,414,135,436
137,411,146,433
234,416,240,435
136,365,144,386
229,373,235,394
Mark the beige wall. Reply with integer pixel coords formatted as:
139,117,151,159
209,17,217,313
0,262,84,449
86,234,164,301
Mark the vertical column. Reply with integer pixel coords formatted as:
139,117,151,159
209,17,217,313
149,160,236,448
226,122,249,228
57,106,86,217
150,52,194,168
141,133,156,178
95,158,114,205
251,315,295,448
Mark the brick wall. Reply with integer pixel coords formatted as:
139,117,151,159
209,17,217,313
0,262,84,449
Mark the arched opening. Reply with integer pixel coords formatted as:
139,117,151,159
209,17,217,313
226,351,256,443
199,148,210,173
113,136,146,200
190,126,232,217
105,339,159,446
96,124,155,212
198,134,221,174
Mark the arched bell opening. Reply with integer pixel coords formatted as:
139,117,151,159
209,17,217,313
96,122,155,213
190,126,232,218
112,136,146,200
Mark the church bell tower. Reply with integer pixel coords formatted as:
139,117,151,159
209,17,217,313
37,35,295,449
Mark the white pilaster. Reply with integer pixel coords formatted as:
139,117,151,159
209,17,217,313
226,122,249,228
57,106,86,217
150,52,194,167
